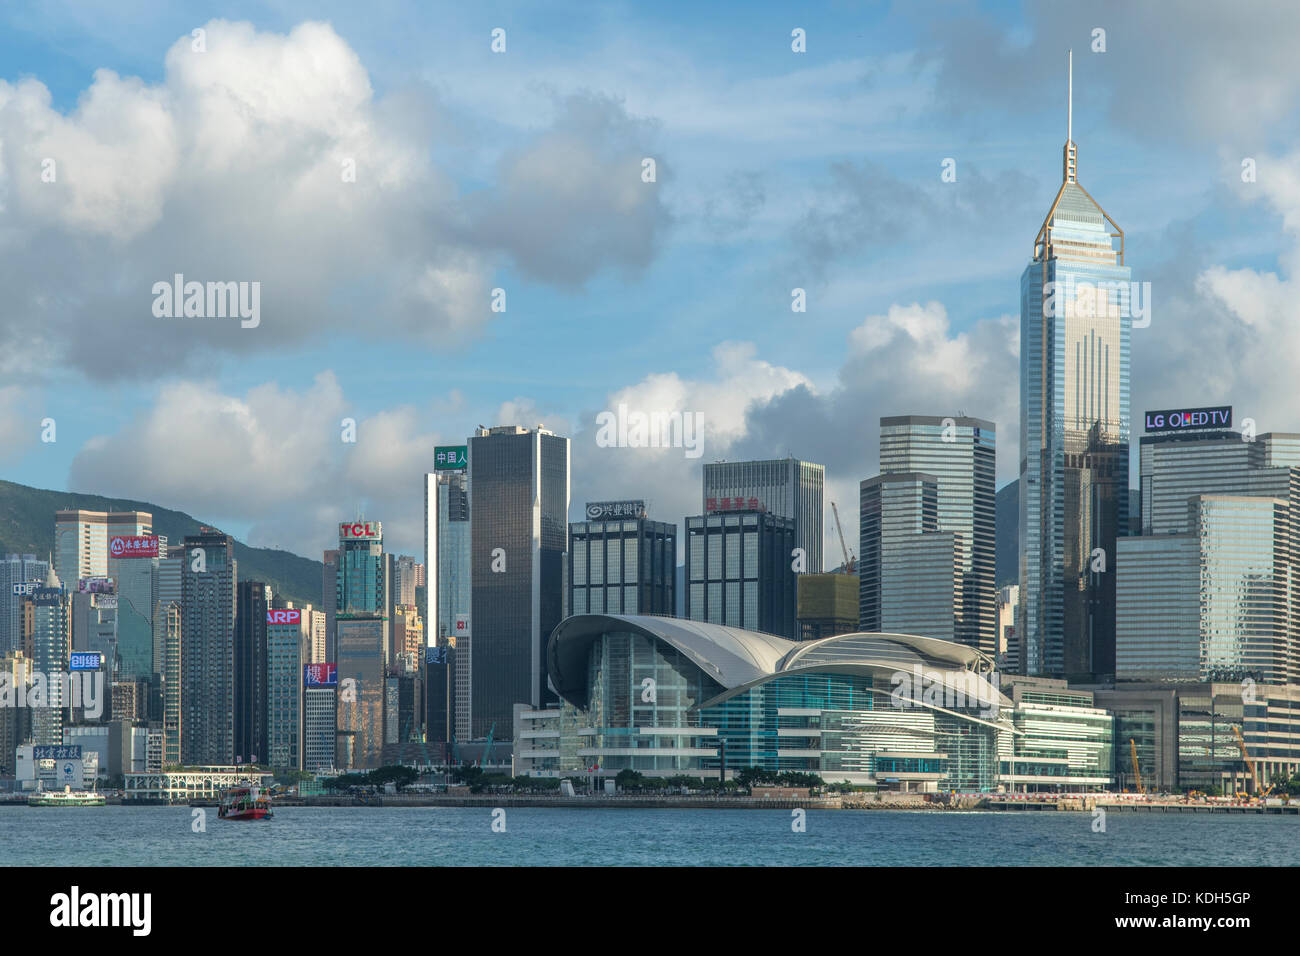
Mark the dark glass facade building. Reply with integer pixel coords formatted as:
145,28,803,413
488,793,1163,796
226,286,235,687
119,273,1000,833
703,457,824,573
469,425,570,740
180,529,236,765
233,581,269,764
684,509,796,639
569,501,675,618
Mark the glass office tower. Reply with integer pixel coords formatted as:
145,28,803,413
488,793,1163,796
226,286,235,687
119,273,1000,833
180,529,236,765
684,507,796,639
703,457,825,573
426,469,470,741
859,472,957,641
1020,58,1132,679
469,426,570,740
570,501,676,617
878,415,997,655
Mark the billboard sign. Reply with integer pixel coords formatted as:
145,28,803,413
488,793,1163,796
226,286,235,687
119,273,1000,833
706,497,765,514
339,521,382,540
31,586,64,606
304,662,338,688
434,445,468,470
95,596,117,610
454,614,470,639
426,645,447,666
77,577,115,594
70,652,102,671
585,500,646,520
267,609,302,626
12,582,37,596
1143,405,1232,433
109,535,159,558
34,745,82,761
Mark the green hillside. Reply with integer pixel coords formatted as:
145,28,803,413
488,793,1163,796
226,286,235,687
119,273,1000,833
0,479,322,608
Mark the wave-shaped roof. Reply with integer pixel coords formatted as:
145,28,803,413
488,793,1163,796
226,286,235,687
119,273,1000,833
547,615,1002,711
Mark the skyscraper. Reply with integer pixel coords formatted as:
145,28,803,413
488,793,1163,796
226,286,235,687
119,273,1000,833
859,472,957,640
335,520,388,769
1020,55,1132,679
703,457,824,573
426,469,470,740
234,581,270,764
1117,415,1300,684
569,500,676,617
0,554,47,654
30,566,69,746
53,510,151,587
469,425,570,739
878,415,996,654
684,504,797,638
266,605,307,771
180,528,236,765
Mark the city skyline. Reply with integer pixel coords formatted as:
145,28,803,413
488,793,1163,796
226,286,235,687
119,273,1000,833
0,3,1294,571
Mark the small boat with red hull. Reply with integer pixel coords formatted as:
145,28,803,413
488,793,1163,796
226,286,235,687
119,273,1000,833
218,784,273,821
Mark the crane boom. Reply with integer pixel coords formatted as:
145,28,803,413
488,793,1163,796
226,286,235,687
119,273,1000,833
830,502,854,572
1232,725,1256,795
1129,738,1143,795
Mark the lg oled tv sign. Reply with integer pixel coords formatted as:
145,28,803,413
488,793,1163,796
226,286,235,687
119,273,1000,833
1144,405,1232,433
339,521,382,540
109,535,159,558
267,609,302,625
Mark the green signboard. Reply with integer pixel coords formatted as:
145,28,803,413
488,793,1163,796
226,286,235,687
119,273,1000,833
434,445,468,470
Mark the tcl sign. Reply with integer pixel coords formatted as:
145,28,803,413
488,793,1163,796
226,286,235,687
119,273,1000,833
267,609,302,625
339,521,382,540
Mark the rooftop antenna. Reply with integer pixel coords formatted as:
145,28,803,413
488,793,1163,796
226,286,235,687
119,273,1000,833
1064,50,1077,184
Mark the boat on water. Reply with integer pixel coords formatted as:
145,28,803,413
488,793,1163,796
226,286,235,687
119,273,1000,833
29,785,106,807
218,784,273,821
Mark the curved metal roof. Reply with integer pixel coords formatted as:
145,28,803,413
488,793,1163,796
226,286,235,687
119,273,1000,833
547,615,1002,710
548,614,796,707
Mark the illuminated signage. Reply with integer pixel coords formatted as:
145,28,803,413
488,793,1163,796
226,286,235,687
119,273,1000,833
339,521,382,540
267,609,302,625
705,497,766,514
34,745,81,761
586,500,646,520
77,577,115,594
1144,405,1232,433
304,662,338,688
434,445,468,470
70,652,102,671
31,586,64,606
426,645,447,665
455,614,469,638
109,535,159,558
12,582,37,596
95,596,117,609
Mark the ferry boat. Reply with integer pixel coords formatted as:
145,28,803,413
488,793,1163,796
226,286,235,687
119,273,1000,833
29,785,106,807
218,784,273,821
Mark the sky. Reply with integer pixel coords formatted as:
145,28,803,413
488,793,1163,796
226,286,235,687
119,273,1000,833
1,0,1298,563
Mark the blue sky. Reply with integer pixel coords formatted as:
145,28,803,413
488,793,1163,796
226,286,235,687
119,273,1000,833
1,0,1297,561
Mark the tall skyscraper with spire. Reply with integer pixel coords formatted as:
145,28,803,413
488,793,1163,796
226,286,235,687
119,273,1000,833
1019,53,1132,679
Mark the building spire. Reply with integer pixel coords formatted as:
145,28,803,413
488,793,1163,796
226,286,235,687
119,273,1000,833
1063,50,1077,184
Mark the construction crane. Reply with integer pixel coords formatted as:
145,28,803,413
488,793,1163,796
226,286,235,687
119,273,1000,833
1129,738,1144,795
830,502,856,573
481,722,496,769
1232,725,1257,797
